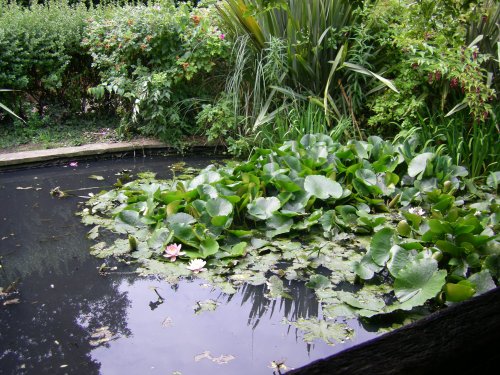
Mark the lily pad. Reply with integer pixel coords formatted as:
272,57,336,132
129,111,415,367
285,318,354,346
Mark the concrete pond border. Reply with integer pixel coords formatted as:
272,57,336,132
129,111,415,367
0,139,225,169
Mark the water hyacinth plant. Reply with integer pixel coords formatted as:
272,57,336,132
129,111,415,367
81,134,499,339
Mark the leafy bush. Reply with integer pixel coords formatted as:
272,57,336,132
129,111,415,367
83,1,230,143
366,0,497,128
0,0,97,116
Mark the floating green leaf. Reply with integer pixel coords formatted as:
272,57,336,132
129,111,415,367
305,274,331,289
391,258,447,311
206,197,233,217
285,318,354,346
304,175,342,200
370,227,394,266
247,197,281,220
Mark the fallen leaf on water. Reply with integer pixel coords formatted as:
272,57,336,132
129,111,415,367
212,354,235,365
193,299,219,315
50,187,67,198
194,351,212,362
161,317,173,328
3,298,20,306
194,351,235,365
269,359,292,373
89,175,105,181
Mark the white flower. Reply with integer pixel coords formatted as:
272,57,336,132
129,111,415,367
187,259,207,274
408,207,425,216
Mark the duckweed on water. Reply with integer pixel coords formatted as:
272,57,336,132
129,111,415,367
79,134,499,344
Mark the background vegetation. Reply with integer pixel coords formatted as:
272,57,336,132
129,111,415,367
0,0,498,175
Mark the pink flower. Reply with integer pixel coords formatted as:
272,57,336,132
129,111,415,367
219,33,225,40
163,243,185,262
186,259,207,274
69,161,78,167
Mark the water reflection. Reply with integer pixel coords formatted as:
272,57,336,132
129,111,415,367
0,156,378,375
232,281,320,329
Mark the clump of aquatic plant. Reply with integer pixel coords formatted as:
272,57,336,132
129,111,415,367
80,134,498,343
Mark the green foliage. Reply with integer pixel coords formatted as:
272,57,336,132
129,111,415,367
81,133,498,325
367,0,497,128
83,1,230,142
207,0,397,153
0,0,97,115
396,107,500,178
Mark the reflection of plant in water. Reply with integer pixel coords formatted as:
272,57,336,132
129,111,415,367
233,281,319,329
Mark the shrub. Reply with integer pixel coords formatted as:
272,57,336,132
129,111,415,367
0,0,97,117
366,0,497,129
83,1,230,143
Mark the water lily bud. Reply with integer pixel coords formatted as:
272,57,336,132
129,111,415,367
431,250,443,262
397,220,411,237
436,291,446,305
128,235,138,251
443,180,452,193
388,193,400,208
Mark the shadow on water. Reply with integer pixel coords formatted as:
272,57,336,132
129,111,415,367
0,154,379,375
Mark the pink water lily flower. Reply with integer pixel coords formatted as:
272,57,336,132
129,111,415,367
69,161,78,167
186,259,207,274
163,243,185,262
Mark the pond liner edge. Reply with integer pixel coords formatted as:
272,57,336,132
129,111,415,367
289,286,500,375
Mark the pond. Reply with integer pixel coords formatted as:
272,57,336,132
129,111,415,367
0,154,381,375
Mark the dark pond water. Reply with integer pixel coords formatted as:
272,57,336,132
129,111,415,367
0,154,380,375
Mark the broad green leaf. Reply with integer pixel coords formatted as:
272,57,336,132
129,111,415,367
148,228,172,250
370,228,394,266
285,318,353,346
355,169,377,186
265,214,293,238
391,258,447,311
247,197,281,220
305,274,331,289
266,275,292,299
387,245,411,278
304,175,342,200
468,270,496,295
167,213,196,225
206,197,233,217
408,152,434,178
229,242,247,257
337,291,385,312
200,237,219,258
117,210,146,228
194,299,219,315
353,253,382,280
